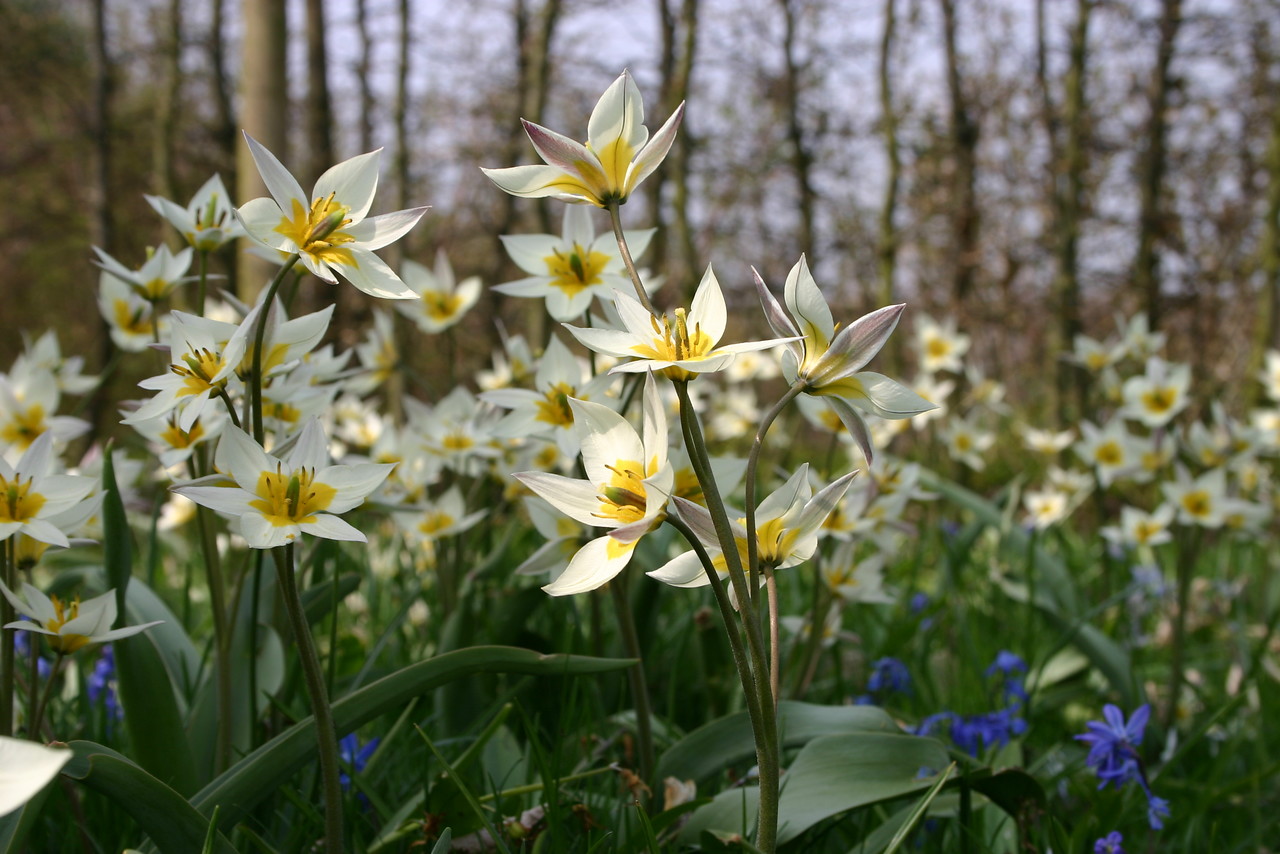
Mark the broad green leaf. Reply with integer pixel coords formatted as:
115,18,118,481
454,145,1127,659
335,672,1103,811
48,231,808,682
61,742,236,854
191,647,632,834
679,732,950,844
657,701,900,784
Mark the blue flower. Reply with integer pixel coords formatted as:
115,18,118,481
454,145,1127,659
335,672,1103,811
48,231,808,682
985,650,1029,704
1077,704,1169,830
1094,830,1124,854
338,733,380,792
867,657,911,696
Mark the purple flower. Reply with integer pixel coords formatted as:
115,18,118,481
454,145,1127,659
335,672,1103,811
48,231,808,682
986,650,1029,704
1077,704,1148,790
338,733,380,792
1077,704,1169,830
867,657,911,696
1094,830,1124,854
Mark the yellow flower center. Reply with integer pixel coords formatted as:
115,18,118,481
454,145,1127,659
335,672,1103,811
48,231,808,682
416,511,456,537
754,516,800,567
275,193,356,266
112,300,156,336
1095,441,1124,466
534,383,576,428
422,291,463,322
1134,520,1163,544
0,405,46,450
1180,490,1212,519
596,460,650,526
1,475,46,523
46,595,92,654
925,336,950,360
159,417,205,450
442,433,474,452
543,244,610,297
249,464,338,529
1141,387,1178,415
631,309,713,380
172,348,230,399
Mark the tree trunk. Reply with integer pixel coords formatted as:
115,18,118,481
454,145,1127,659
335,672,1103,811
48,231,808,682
1053,0,1092,422
355,0,375,154
939,0,979,313
151,0,181,244
876,0,901,372
236,0,288,300
305,0,335,184
1134,0,1182,331
779,0,816,261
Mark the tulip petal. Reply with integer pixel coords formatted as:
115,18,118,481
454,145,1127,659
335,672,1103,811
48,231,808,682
243,133,307,215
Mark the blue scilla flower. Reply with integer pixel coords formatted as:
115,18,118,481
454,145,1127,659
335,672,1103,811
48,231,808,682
1077,704,1169,830
338,733,380,792
1094,831,1124,854
867,657,911,696
86,645,122,724
14,630,52,682
985,650,1029,704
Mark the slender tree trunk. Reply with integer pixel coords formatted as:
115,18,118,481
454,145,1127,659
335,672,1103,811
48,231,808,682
1053,0,1091,422
89,0,115,439
876,0,901,372
152,0,181,243
1134,0,1182,331
779,0,816,260
236,0,288,300
210,0,239,297
394,0,412,230
305,0,335,184
648,0,700,293
355,0,375,154
939,0,980,313
1251,80,1280,395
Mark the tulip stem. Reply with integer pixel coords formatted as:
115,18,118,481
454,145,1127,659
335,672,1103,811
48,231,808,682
608,571,655,791
1,538,14,736
273,542,344,854
744,380,807,604
607,200,659,317
672,380,779,853
28,651,66,741
250,254,302,444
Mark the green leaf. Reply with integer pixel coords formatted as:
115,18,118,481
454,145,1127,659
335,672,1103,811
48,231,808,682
679,732,950,844
657,701,900,784
883,763,955,854
61,741,236,854
923,473,1137,707
191,647,633,834
100,451,201,797
0,777,58,854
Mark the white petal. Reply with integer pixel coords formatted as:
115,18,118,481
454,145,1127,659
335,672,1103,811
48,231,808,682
542,534,635,596
0,737,72,818
346,207,429,250
242,133,307,216
312,148,382,223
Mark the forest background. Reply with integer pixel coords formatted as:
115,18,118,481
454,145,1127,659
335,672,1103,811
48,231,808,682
3,0,1276,438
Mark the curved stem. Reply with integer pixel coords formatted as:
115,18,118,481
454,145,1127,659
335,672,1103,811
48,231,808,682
607,200,658,316
273,542,343,854
28,652,66,741
672,380,779,852
250,254,302,444
745,381,807,604
608,571,655,790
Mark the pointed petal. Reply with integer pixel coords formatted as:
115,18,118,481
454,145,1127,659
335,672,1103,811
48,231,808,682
480,164,599,204
625,100,684,195
346,207,429,250
515,471,608,529
688,265,726,346
300,513,368,542
809,304,905,384
542,534,635,596
242,133,307,215
312,148,383,222
338,249,417,299
588,70,648,154
827,397,875,465
785,255,835,351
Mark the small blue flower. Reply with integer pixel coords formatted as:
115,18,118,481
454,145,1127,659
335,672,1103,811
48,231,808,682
338,733,380,792
985,650,1029,704
866,657,911,696
1077,704,1169,830
1094,830,1124,854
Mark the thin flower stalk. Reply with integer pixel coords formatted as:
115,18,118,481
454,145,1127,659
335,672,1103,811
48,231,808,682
608,570,655,790
671,379,780,853
1,539,12,736
607,200,657,315
273,542,343,854
250,254,302,443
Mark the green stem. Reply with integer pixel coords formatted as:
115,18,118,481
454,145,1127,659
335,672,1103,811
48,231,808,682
745,381,807,603
608,571,655,790
1,538,15,736
196,249,209,317
1164,525,1203,730
28,652,66,741
672,380,779,853
273,542,343,854
607,200,658,315
250,254,302,444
